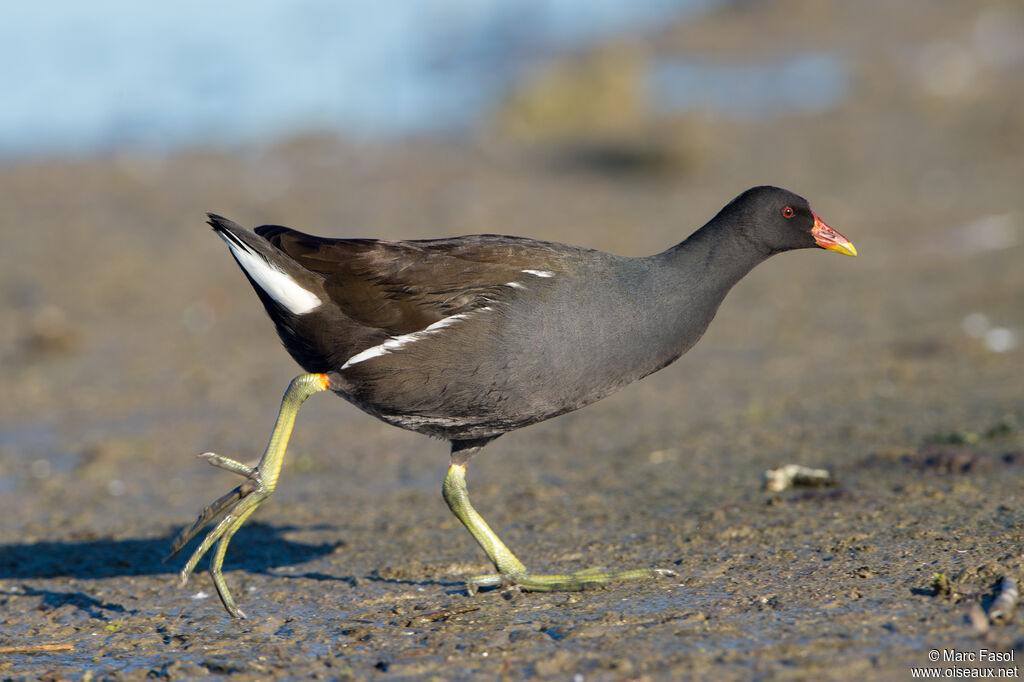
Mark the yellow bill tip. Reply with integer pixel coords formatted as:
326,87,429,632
812,214,857,257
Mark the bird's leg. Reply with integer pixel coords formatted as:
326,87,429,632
442,463,675,595
167,372,331,618
442,462,527,589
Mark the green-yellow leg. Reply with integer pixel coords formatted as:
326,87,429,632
167,373,331,618
442,463,674,595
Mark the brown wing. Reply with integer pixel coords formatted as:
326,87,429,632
256,226,575,336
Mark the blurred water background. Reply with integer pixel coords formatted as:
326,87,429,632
0,0,854,158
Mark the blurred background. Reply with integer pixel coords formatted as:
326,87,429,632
7,0,1014,157
1,0,1023,675
1,0,721,157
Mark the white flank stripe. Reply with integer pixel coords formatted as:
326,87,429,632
220,234,322,315
505,281,526,290
522,269,554,278
341,312,472,370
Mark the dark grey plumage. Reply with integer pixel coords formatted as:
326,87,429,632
209,185,848,443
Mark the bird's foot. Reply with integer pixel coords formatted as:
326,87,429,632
465,567,677,596
166,373,331,618
165,452,271,619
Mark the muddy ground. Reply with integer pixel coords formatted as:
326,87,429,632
2,0,1024,679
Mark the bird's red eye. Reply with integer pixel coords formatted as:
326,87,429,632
782,206,795,219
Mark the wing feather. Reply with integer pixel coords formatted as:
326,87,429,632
255,226,573,336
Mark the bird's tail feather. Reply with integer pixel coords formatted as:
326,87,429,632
207,213,324,315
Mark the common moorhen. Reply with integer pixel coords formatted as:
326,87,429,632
169,185,856,617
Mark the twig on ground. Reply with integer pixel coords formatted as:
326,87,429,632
0,643,74,654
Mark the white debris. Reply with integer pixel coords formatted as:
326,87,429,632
763,464,835,492
962,312,990,338
984,328,1018,353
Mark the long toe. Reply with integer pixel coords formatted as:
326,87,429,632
467,567,673,595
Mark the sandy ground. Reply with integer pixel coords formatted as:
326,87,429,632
2,0,1023,679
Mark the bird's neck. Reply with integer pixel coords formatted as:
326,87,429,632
661,217,771,298
675,213,770,271
642,220,774,361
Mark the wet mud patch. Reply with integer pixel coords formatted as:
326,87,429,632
851,417,1024,478
854,445,1024,479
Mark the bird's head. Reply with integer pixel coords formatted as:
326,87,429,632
726,186,857,257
